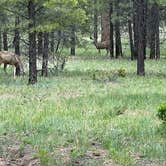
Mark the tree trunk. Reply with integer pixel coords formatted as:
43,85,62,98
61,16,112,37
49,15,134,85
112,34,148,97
14,16,21,76
55,30,61,53
128,19,134,60
28,0,37,84
143,0,147,59
70,25,76,56
137,0,145,76
37,32,43,57
109,2,114,58
149,3,160,59
133,0,138,59
3,31,8,51
0,30,2,51
115,22,122,58
42,32,49,77
155,3,160,59
50,30,55,53
93,0,98,43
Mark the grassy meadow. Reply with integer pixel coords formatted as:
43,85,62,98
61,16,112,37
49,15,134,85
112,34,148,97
0,49,166,165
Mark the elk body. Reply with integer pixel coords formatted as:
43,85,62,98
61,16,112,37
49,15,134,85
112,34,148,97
94,41,110,55
0,51,25,79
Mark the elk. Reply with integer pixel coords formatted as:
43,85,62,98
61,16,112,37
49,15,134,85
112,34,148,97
94,40,110,55
90,36,110,55
0,51,25,79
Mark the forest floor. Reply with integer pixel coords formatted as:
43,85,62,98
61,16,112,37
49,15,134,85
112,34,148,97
0,56,166,166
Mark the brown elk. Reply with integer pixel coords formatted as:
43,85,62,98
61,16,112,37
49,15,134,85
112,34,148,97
94,40,110,55
0,51,25,79
90,36,110,55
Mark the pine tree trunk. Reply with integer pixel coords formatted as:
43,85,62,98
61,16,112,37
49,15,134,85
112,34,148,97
0,30,2,51
28,0,37,84
42,32,49,77
128,19,134,60
115,22,122,58
55,30,61,53
70,25,76,56
155,3,160,59
143,0,147,59
115,0,122,58
149,3,160,59
93,0,98,43
37,32,43,57
137,0,145,76
133,0,138,59
50,30,55,53
14,16,21,76
109,2,114,58
3,31,8,51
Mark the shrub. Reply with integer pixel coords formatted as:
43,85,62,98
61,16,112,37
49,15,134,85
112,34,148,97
157,102,166,123
117,68,127,77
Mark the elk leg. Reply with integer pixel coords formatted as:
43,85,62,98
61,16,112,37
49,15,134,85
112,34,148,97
4,64,7,73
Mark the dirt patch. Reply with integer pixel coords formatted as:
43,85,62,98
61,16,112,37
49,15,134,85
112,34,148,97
73,142,116,166
0,135,40,166
130,152,165,166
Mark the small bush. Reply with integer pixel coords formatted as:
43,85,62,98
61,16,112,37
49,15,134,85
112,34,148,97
157,102,166,123
117,68,127,77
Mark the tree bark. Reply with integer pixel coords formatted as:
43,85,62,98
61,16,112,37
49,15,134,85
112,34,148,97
0,30,2,51
133,0,138,59
37,32,43,57
128,19,134,60
115,0,122,58
155,3,160,59
50,30,55,53
3,31,8,51
109,2,114,58
149,3,160,59
143,0,147,59
55,30,61,53
42,32,49,77
70,25,76,56
137,0,145,76
93,0,98,43
28,0,37,84
14,16,21,75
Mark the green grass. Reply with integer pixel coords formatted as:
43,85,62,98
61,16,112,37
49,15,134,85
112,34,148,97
0,57,166,165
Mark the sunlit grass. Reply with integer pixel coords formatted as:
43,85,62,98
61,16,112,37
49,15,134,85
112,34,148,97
0,57,166,165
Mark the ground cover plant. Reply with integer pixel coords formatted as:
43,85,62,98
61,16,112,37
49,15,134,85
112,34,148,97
0,57,166,166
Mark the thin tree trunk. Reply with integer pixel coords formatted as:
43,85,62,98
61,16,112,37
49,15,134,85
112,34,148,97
128,19,134,60
137,0,145,76
42,32,49,77
115,0,122,58
70,25,76,56
37,32,43,57
149,3,160,59
55,30,61,53
14,16,21,75
143,0,147,59
93,0,98,43
28,0,37,84
133,0,138,59
0,30,2,51
3,31,8,51
155,3,160,59
109,2,114,58
50,30,55,53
